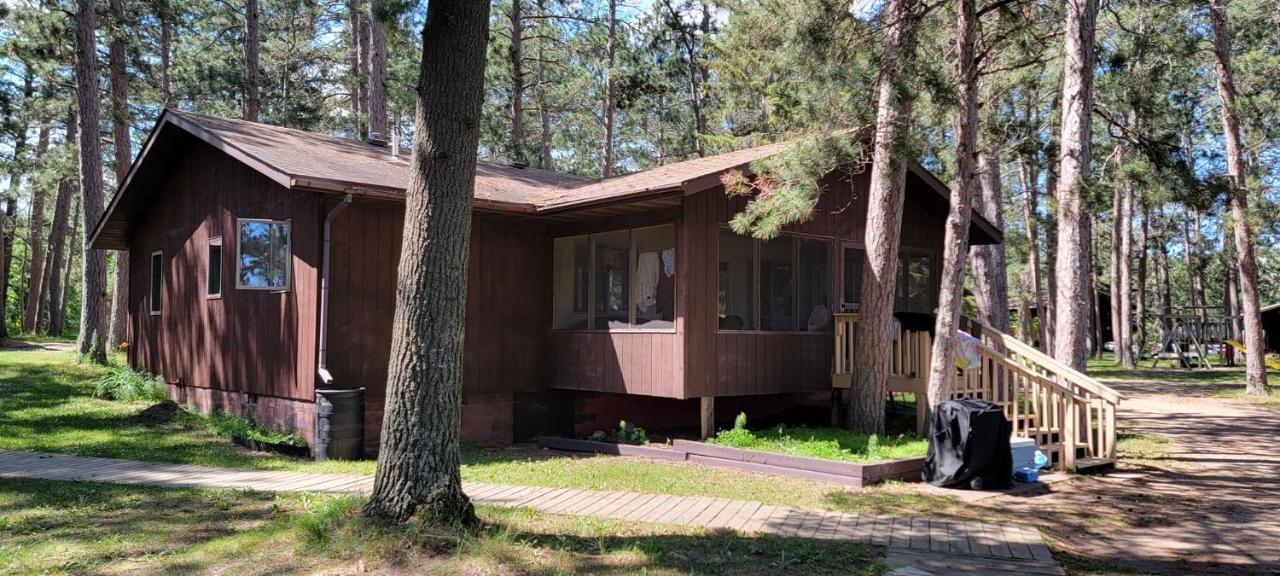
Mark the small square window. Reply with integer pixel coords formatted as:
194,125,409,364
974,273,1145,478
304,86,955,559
149,251,162,315
208,237,223,298
236,219,291,290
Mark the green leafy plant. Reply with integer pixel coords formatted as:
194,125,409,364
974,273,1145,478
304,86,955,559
210,410,308,448
94,363,167,403
586,420,649,445
709,413,924,463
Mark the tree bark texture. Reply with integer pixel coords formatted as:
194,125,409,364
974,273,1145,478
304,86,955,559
46,114,76,336
508,0,526,163
927,0,979,408
1135,199,1147,357
362,0,491,525
1116,170,1135,368
1051,0,1098,371
108,0,130,348
21,124,51,333
0,72,32,342
600,0,617,177
849,0,924,434
971,150,1008,332
1209,0,1268,394
367,0,388,139
75,0,109,363
243,0,260,121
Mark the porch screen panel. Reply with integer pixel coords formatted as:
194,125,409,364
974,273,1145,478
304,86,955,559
895,253,934,313
592,230,631,329
718,230,754,330
760,237,795,331
553,235,590,329
799,239,831,332
633,225,675,328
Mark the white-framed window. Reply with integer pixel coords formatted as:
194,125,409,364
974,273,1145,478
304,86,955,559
149,250,163,316
236,218,291,291
207,236,223,299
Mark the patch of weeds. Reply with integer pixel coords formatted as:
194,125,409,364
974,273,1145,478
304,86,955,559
94,362,167,402
587,419,649,445
210,410,308,448
709,412,925,462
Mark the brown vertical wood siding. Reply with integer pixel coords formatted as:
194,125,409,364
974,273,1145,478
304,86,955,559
548,332,680,397
127,142,321,404
326,208,551,445
681,171,945,398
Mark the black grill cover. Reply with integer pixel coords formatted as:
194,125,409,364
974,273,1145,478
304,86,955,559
922,398,1013,489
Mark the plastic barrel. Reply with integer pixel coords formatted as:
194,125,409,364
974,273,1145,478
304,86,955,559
315,388,365,460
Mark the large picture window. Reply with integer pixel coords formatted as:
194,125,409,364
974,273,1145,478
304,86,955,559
552,224,676,331
236,219,291,290
718,229,831,332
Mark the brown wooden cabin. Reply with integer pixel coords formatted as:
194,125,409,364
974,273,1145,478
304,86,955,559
90,110,1002,455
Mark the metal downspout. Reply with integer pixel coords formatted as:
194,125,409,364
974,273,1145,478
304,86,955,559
318,194,352,385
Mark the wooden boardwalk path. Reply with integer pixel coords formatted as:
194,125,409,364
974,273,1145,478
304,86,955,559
0,449,1061,575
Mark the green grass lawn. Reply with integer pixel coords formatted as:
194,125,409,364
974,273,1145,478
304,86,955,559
708,414,926,463
0,345,968,518
0,477,884,575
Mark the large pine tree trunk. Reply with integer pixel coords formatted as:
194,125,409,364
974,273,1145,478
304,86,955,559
46,114,76,336
1209,0,1268,394
1108,144,1122,359
75,0,109,364
367,0,388,139
1051,0,1099,371
108,0,130,349
848,0,924,433
362,0,491,525
926,0,979,408
1135,199,1148,359
971,150,1008,332
600,0,617,177
21,124,51,333
243,0,260,121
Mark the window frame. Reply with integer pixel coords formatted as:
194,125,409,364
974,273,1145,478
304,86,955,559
149,250,163,316
551,223,677,333
716,226,834,335
839,242,866,312
207,236,223,300
234,218,292,292
895,248,937,314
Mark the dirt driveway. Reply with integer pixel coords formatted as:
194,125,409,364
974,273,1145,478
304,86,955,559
975,377,1280,575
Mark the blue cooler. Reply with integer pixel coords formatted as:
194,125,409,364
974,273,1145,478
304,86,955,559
1010,437,1037,474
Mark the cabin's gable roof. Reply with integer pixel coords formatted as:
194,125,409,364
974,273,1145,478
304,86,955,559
90,110,1002,250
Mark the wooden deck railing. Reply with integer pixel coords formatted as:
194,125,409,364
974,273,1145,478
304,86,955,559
832,313,1122,472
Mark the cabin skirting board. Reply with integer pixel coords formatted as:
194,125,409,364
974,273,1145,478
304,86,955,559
169,383,316,447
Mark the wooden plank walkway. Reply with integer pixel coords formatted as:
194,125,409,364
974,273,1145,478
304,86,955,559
0,450,1060,574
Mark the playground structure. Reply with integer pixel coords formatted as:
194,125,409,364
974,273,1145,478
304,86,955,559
1151,308,1241,369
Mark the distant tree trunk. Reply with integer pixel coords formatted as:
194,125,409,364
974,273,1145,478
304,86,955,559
367,0,388,139
1088,219,1100,358
660,0,708,157
159,3,172,107
848,0,924,434
1052,0,1099,371
75,0,109,363
1209,0,1268,394
600,0,617,177
1135,198,1148,358
1108,143,1122,360
347,0,367,136
46,114,76,336
971,150,1008,332
243,0,260,121
59,195,81,336
1017,155,1046,349
108,0,131,349
0,72,33,343
362,0,490,526
508,0,526,163
927,0,979,408
21,124,51,333
1116,162,1135,368
535,0,553,170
